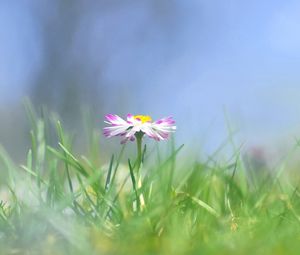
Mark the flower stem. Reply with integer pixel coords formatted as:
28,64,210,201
136,133,143,172
135,132,145,211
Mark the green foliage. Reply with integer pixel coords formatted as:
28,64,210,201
0,106,300,254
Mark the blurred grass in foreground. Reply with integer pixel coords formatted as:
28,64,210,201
1,103,300,255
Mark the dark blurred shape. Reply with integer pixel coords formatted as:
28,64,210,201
0,0,183,161
30,1,102,126
243,146,272,190
29,0,180,126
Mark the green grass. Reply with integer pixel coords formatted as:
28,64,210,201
1,105,300,255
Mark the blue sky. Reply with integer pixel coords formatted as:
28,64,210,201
1,0,300,153
0,1,41,100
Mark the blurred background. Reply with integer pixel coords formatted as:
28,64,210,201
1,0,300,161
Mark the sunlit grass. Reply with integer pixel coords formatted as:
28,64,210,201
1,103,300,255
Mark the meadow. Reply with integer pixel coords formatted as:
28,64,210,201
1,104,300,255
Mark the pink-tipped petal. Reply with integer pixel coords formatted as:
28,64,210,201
120,135,135,144
150,116,176,141
125,126,140,138
103,126,129,138
126,113,134,124
105,114,128,126
141,126,160,141
155,116,176,125
103,114,133,140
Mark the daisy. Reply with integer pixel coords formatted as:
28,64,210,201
103,114,176,211
103,114,176,144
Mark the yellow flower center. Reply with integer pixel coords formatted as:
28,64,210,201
134,115,152,123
